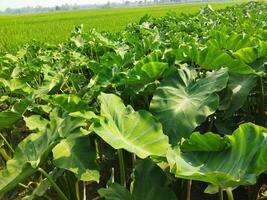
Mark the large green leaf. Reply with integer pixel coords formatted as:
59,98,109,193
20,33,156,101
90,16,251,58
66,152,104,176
93,93,170,159
53,136,99,182
167,123,267,189
150,67,228,143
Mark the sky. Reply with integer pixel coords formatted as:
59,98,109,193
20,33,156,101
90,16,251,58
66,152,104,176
0,0,127,10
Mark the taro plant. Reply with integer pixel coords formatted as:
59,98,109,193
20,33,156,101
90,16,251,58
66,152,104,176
0,2,266,200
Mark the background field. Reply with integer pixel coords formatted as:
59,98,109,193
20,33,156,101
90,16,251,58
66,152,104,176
0,2,241,53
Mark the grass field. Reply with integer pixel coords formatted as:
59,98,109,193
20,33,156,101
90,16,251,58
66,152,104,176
0,2,242,53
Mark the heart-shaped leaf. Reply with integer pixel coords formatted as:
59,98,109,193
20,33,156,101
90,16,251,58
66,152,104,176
150,67,228,143
93,93,170,159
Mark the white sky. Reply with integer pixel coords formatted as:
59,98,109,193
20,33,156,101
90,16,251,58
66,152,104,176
0,0,128,10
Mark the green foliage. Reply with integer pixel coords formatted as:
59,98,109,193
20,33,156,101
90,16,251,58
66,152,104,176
24,168,64,200
0,111,98,197
98,183,132,200
93,93,170,159
219,73,258,117
98,159,177,200
0,111,21,129
167,123,267,189
150,67,229,143
0,2,266,199
181,132,229,152
53,137,99,181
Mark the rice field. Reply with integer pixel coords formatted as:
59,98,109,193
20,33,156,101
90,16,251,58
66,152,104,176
0,2,241,53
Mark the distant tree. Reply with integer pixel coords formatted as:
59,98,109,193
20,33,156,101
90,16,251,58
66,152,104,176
102,1,111,8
